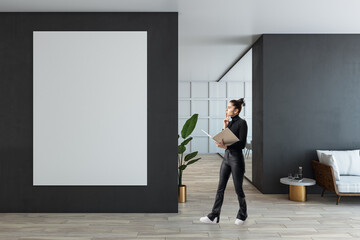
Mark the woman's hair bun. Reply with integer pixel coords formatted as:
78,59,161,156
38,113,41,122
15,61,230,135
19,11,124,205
238,98,245,107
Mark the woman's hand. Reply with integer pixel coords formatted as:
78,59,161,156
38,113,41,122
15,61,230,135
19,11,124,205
215,139,227,149
223,112,229,129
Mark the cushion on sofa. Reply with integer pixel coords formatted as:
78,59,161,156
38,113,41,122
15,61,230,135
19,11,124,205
336,176,360,193
316,149,360,176
320,153,341,181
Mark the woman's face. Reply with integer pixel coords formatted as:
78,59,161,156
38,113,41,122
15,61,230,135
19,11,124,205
226,102,239,117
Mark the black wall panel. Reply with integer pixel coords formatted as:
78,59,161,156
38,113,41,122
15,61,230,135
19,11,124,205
0,12,178,212
252,36,264,193
253,34,360,194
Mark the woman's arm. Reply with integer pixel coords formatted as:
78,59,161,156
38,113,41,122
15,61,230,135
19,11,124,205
227,120,248,150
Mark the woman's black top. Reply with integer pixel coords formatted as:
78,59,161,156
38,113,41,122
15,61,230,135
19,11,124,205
224,115,248,153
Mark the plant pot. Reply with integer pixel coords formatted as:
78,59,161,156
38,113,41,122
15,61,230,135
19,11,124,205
178,185,186,203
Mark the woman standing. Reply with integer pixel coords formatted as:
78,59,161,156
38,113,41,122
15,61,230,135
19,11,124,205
200,98,248,225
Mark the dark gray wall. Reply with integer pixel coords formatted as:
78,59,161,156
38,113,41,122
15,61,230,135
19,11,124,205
253,34,360,194
0,12,178,212
252,36,264,192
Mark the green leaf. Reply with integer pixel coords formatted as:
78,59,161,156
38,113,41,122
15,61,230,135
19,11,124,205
186,158,201,166
184,151,198,161
181,114,198,139
181,137,193,146
178,165,187,170
178,145,186,154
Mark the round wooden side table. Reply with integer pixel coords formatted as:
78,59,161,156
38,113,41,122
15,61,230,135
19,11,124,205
280,177,316,202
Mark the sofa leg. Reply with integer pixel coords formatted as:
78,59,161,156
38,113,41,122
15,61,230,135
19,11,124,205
336,196,341,205
321,188,326,197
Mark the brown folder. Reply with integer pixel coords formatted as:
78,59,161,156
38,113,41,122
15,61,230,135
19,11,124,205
201,128,239,146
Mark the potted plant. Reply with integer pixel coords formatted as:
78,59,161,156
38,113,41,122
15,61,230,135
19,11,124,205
178,113,201,203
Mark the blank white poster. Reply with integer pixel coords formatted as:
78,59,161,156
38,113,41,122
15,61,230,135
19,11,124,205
33,31,147,185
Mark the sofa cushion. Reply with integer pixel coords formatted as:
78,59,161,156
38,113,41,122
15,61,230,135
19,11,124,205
336,176,360,193
320,153,341,181
316,149,360,176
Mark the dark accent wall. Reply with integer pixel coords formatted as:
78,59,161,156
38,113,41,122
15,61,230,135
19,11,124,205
252,36,264,192
0,13,178,212
253,34,360,194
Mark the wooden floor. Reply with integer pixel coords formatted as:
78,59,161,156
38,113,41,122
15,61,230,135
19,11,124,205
1,154,360,239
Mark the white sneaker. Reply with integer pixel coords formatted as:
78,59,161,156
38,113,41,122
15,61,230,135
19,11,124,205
235,218,244,225
200,216,218,223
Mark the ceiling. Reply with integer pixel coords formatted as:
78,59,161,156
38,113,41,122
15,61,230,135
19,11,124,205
1,0,360,82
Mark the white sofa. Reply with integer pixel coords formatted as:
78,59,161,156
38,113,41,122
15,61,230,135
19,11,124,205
312,149,360,204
